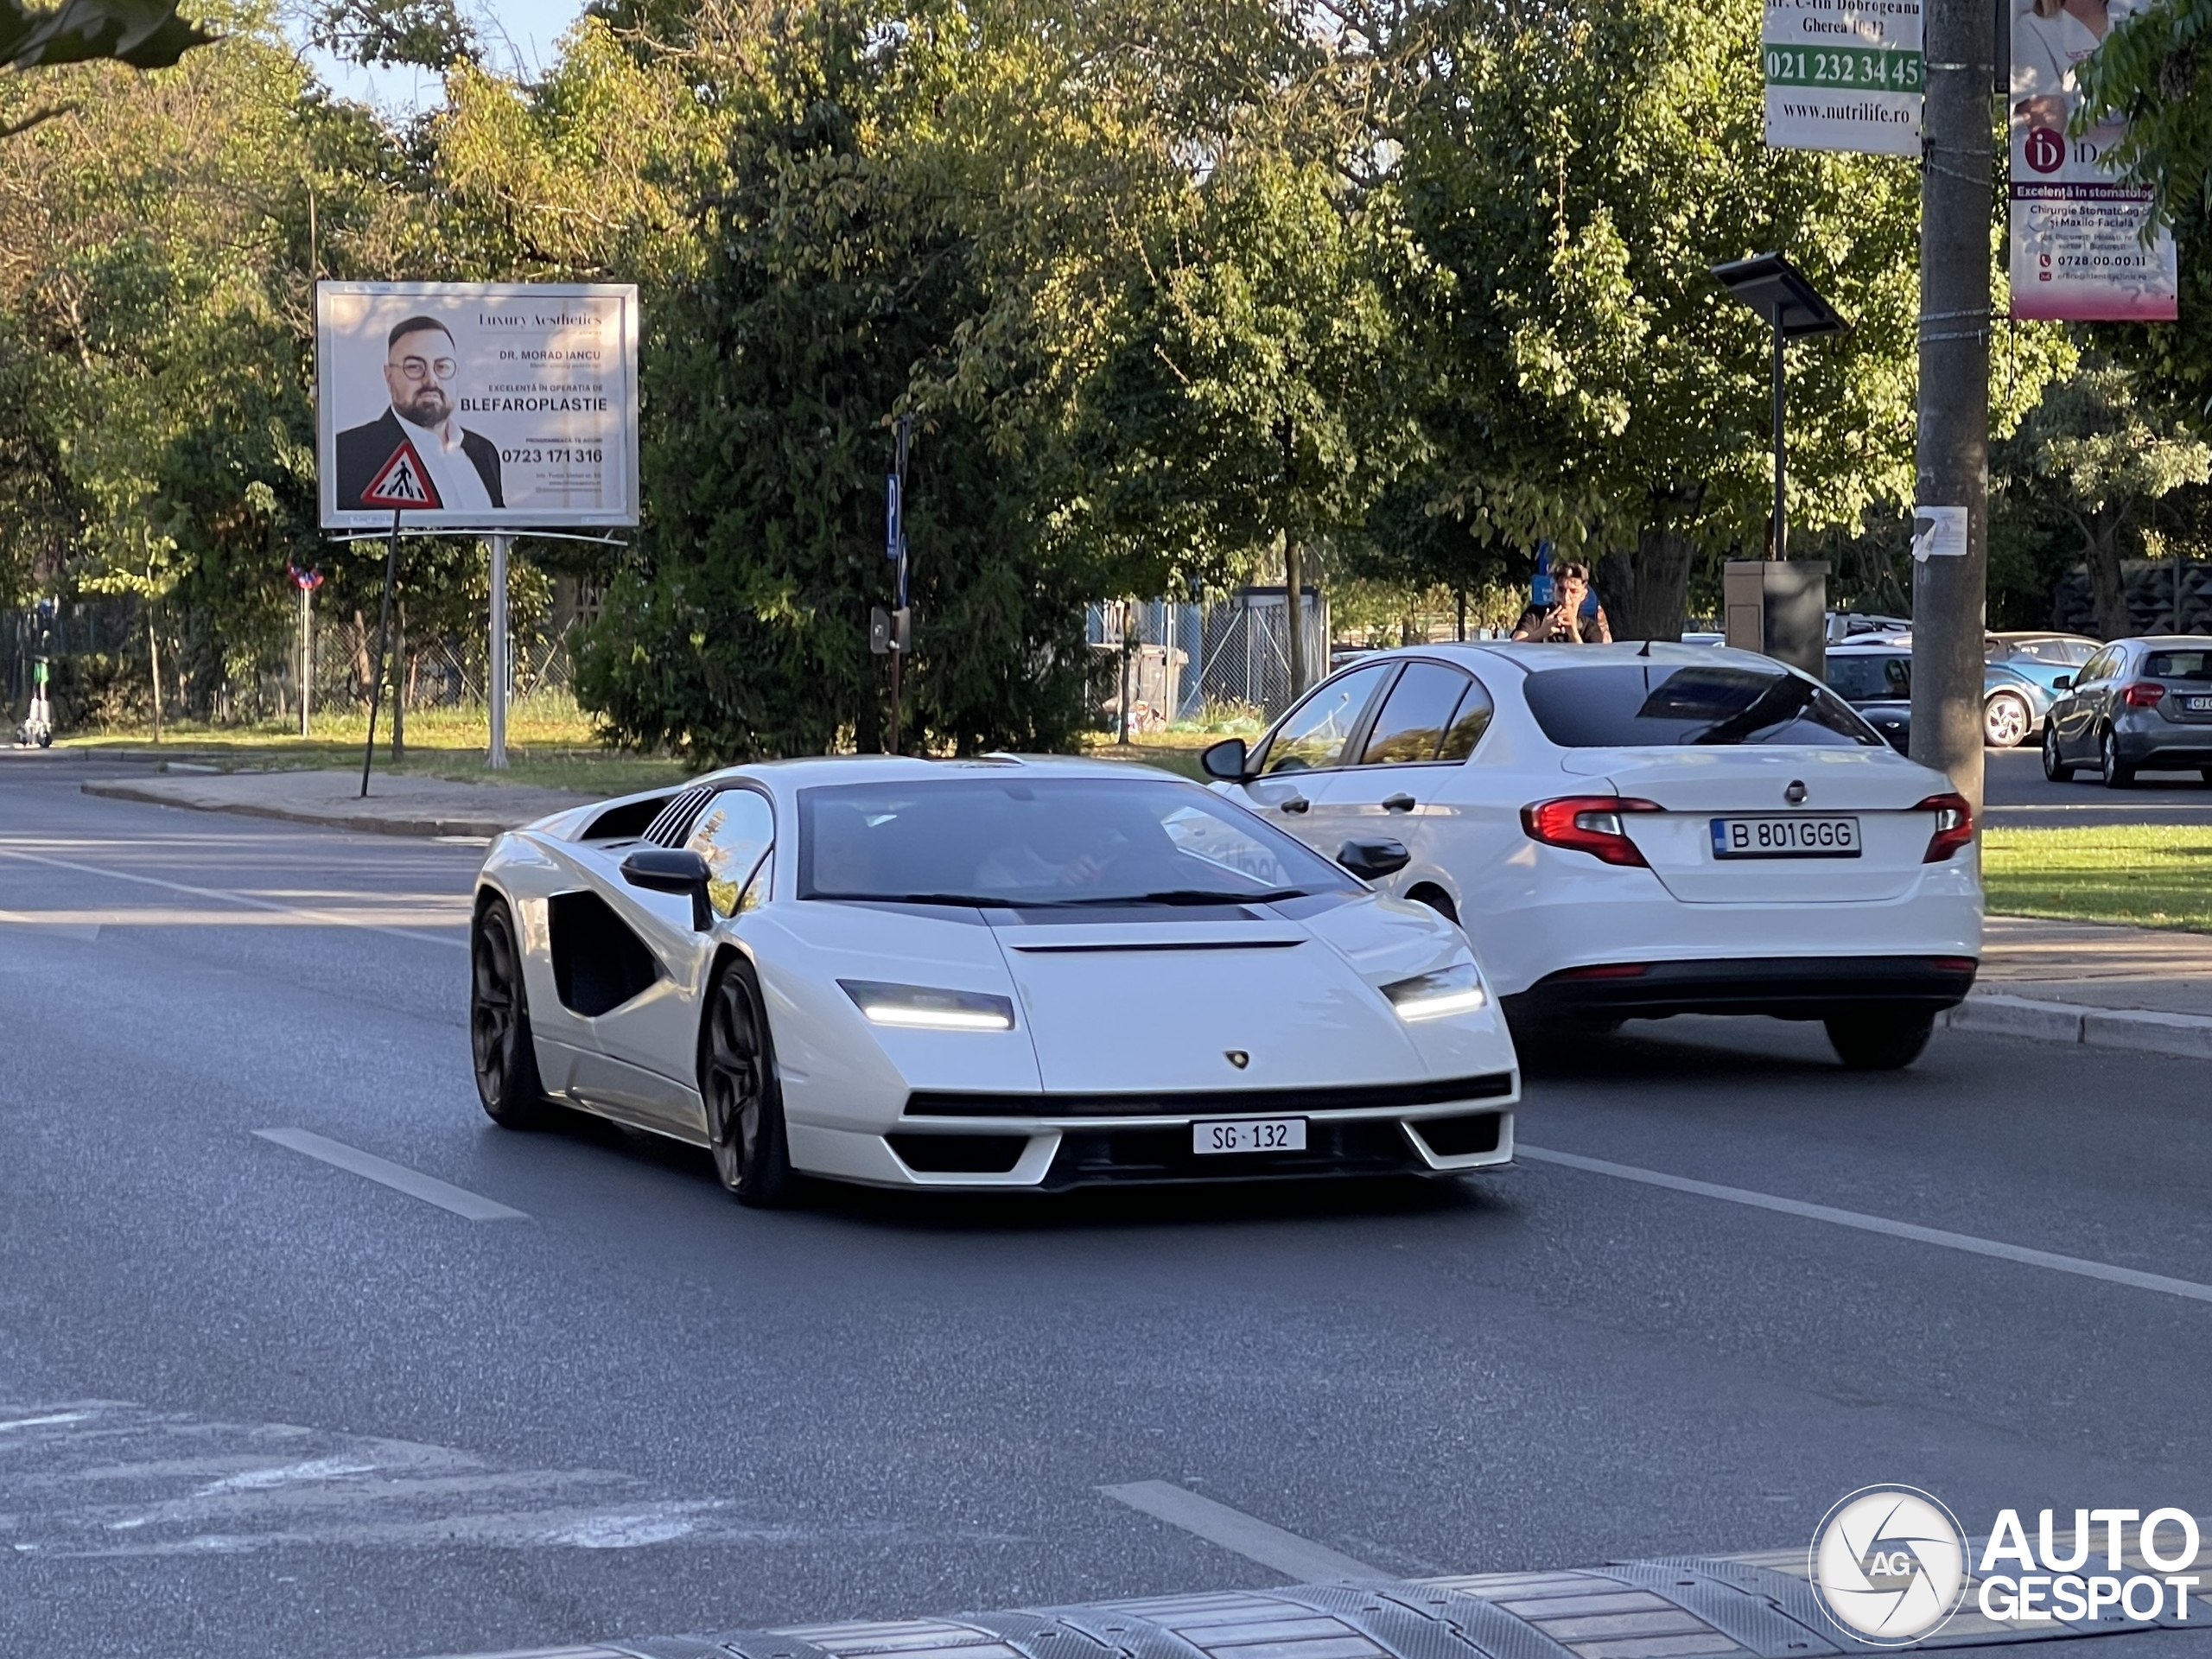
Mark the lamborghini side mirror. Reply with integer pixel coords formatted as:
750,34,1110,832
621,847,712,931
1337,837,1411,880
1201,737,1250,781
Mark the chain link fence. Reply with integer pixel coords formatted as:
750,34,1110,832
1086,588,1333,731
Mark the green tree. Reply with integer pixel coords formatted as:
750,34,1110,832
1381,0,2063,639
1997,353,2212,638
577,0,1096,761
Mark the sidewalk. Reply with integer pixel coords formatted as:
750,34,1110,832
1951,914,2212,1061
80,766,599,839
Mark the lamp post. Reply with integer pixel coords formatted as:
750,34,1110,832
1710,252,1848,562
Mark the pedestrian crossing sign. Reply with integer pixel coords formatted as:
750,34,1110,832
359,439,442,511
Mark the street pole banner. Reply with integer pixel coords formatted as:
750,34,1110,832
1763,0,1923,156
316,282,641,530
2007,0,2177,321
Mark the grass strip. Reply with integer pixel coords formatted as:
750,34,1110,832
1983,823,2212,932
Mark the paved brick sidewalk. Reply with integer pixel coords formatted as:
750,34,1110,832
82,766,600,839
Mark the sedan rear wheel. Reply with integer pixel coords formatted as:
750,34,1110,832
471,898,544,1128
1984,691,2031,749
1824,1007,1936,1071
2101,728,2135,789
2042,722,2075,782
702,958,798,1207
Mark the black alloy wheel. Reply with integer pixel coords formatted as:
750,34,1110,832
471,898,544,1128
1823,1007,1937,1071
2101,728,2135,789
2042,722,2075,782
701,959,797,1206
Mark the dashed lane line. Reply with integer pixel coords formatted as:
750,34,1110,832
0,843,468,950
253,1128,528,1223
1100,1480,1381,1581
1520,1143,2212,1305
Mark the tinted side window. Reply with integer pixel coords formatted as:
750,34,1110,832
1255,664,1395,774
1437,676,1496,760
1359,663,1473,764
686,789,775,918
2078,648,2119,685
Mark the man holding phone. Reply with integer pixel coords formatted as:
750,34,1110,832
1512,561,1612,642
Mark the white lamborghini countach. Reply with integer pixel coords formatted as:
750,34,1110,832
469,756,1520,1203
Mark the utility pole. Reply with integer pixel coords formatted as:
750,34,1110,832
1910,0,1994,818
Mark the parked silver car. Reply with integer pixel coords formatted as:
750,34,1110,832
2042,637,2212,786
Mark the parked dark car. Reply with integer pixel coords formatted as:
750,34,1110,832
1822,647,1913,752
2044,637,2212,786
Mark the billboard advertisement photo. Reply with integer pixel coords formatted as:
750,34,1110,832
2007,0,2178,321
316,282,640,531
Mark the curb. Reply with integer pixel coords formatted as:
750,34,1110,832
80,780,516,840
1945,991,2212,1062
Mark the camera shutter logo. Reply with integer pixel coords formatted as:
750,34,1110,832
1809,1485,1969,1645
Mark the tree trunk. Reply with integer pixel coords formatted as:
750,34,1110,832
1597,528,1696,642
145,611,162,745
1283,536,1305,705
2082,518,2130,640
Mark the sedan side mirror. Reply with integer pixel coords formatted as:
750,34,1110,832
2052,675,2072,690
1201,737,1251,781
621,847,713,931
1337,837,1411,881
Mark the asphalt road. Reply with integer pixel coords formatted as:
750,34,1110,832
1986,744,2212,826
3,754,2210,1659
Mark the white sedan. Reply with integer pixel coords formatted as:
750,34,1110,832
1204,643,1982,1069
470,756,1519,1203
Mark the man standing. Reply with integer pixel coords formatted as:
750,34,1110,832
334,316,504,512
1511,561,1613,642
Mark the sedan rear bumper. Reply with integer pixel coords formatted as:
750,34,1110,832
1505,953,1978,1024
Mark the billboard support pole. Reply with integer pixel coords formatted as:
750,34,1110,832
361,509,400,798
487,531,509,771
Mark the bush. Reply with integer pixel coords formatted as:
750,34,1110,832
50,652,151,733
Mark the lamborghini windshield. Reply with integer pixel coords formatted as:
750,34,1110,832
796,777,1359,906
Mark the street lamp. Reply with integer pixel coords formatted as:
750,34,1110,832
1710,252,1848,562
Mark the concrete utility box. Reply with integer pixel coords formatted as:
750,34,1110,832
1724,560,1828,678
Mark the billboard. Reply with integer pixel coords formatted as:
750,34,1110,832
2007,0,2177,321
317,283,640,530
1763,0,1923,156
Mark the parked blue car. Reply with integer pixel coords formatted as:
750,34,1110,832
1823,636,2080,750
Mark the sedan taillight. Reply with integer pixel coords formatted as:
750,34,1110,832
2121,681,2166,709
1521,796,1663,867
1916,791,1974,863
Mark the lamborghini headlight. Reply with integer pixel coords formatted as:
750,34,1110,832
1379,960,1486,1021
839,980,1017,1032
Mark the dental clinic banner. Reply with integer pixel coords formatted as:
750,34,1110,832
1763,0,1923,155
316,282,640,531
2008,0,2177,321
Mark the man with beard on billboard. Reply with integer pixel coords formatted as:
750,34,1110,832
334,315,505,512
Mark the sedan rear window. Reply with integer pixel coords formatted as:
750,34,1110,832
2144,651,2212,681
1824,654,1910,702
1522,664,1882,748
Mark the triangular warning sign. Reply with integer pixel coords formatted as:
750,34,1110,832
360,438,442,511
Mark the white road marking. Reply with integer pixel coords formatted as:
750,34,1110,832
1100,1480,1381,1581
0,1411,91,1433
253,1128,528,1223
0,843,467,950
1520,1145,2212,1305
0,1400,999,1560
